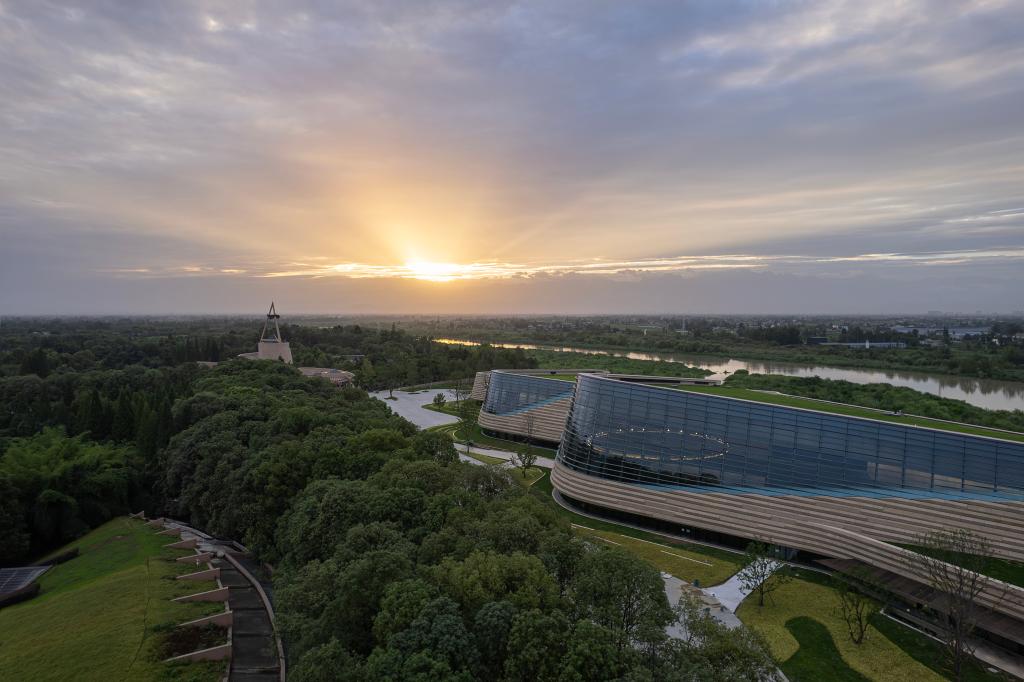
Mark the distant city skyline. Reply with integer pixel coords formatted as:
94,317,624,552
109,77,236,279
2,1,1022,314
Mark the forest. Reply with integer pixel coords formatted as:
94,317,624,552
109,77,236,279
0,321,774,681
1,318,538,388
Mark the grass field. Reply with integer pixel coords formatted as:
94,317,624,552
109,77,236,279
421,400,463,418
898,544,1024,589
529,470,743,585
670,386,1024,443
781,616,871,681
737,570,943,681
570,523,739,586
0,518,224,682
869,613,1013,682
460,449,545,486
736,569,1010,682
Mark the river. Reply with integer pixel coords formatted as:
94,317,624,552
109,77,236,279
434,339,1024,412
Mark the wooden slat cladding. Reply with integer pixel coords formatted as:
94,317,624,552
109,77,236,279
551,461,1024,627
470,372,490,401
478,396,571,443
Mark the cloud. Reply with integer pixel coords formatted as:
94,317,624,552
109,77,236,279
1,0,1022,313
82,247,1024,283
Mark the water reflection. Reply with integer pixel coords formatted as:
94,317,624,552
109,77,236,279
435,339,1024,412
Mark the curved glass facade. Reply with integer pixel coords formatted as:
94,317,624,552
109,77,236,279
558,374,1024,500
482,371,575,416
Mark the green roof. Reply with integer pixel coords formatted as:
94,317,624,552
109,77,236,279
495,369,1024,444
664,385,1024,444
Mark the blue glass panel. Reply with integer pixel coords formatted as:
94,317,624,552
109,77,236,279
553,374,1024,501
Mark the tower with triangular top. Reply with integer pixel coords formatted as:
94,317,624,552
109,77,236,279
256,301,293,363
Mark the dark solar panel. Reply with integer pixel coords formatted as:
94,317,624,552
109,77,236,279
0,567,49,596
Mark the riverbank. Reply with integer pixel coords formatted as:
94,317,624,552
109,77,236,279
434,339,1024,412
435,335,1024,384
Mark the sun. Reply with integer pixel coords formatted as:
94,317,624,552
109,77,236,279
402,260,464,282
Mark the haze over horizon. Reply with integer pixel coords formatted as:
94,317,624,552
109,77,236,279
2,1,1023,315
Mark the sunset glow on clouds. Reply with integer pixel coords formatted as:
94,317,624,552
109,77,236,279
97,248,1024,282
1,1,1022,313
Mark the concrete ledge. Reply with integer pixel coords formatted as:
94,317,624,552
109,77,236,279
178,610,233,629
129,511,146,519
164,538,197,550
157,527,182,537
165,643,231,663
177,567,220,582
176,551,214,564
146,518,166,528
173,586,230,603
222,552,286,682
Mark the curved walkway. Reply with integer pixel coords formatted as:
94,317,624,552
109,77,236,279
374,388,557,467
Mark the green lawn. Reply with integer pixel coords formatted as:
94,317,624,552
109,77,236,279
528,470,743,584
870,612,1013,682
897,544,1024,589
781,617,870,682
429,421,522,456
531,468,1011,679
670,386,1024,443
0,518,225,682
460,450,544,486
570,523,739,586
422,400,463,417
460,421,557,455
736,569,1010,681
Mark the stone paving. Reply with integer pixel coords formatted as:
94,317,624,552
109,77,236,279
371,388,460,428
704,561,779,612
663,572,742,636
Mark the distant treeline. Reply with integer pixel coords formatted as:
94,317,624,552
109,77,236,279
410,318,1024,381
0,318,538,394
724,372,1024,433
529,349,710,378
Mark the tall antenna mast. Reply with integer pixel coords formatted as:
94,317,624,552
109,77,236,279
261,301,282,342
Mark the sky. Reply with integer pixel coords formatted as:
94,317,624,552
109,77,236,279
1,0,1023,315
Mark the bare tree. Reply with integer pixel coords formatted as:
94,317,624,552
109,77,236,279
738,541,792,608
832,567,879,645
451,377,474,423
903,529,1003,681
513,413,538,474
451,376,471,404
448,377,477,457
